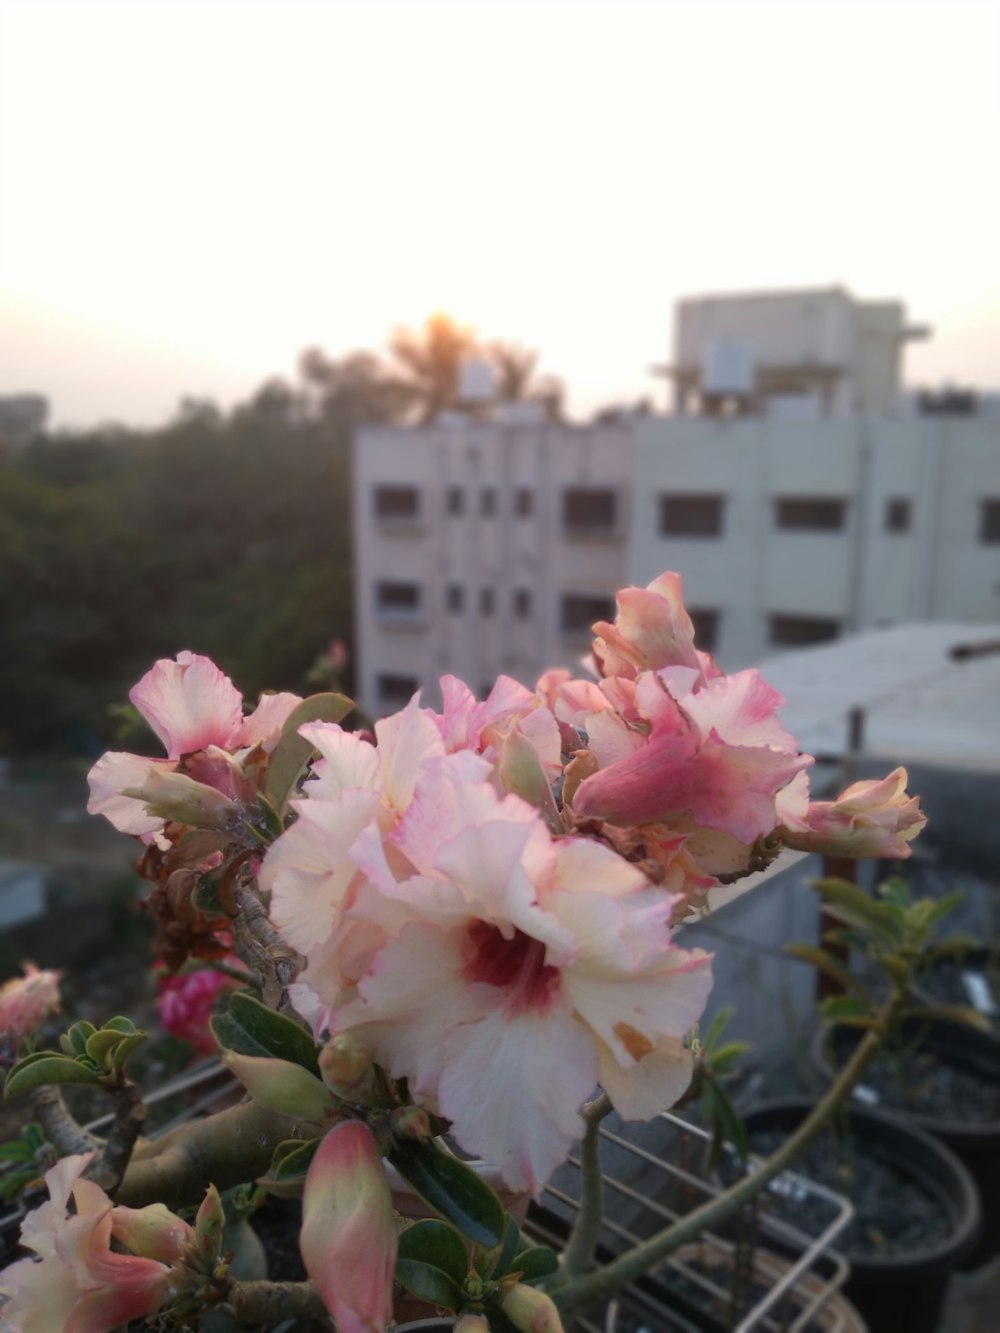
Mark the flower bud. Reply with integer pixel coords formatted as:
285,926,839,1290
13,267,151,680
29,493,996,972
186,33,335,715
124,768,238,830
318,1032,372,1094
222,1051,332,1124
194,1183,226,1258
300,1120,397,1333
0,964,62,1044
501,1283,565,1332
111,1201,195,1263
390,1105,433,1143
779,767,926,859
456,1316,492,1332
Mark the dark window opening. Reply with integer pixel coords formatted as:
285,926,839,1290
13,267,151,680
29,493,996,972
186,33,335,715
769,614,841,647
480,588,496,616
374,485,419,520
884,498,911,533
376,581,420,612
378,673,419,705
446,486,464,516
563,487,616,532
561,593,616,635
688,608,719,653
980,500,1000,544
513,589,532,619
446,584,465,613
659,495,724,537
515,487,533,517
775,497,846,531
480,488,497,517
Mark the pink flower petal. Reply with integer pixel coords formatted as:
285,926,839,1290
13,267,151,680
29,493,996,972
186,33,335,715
129,651,243,758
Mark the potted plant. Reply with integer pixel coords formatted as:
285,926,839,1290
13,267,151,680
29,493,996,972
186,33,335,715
0,571,931,1331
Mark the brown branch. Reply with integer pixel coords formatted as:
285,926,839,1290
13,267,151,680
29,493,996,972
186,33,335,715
31,1086,101,1156
231,882,303,1009
228,1279,329,1326
88,1079,147,1197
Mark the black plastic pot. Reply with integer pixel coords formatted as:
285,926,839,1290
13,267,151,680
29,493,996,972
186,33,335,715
815,1017,1000,1266
742,1100,980,1333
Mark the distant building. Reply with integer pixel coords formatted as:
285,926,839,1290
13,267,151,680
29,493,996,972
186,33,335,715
629,414,1000,669
0,394,48,451
667,287,929,419
353,421,630,717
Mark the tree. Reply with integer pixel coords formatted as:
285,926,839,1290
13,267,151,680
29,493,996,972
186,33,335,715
388,312,479,423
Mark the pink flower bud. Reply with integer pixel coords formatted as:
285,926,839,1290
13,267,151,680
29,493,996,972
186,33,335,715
300,1120,397,1333
456,1316,491,1333
0,964,61,1045
501,1282,565,1332
194,1183,226,1257
111,1201,195,1263
779,767,926,859
124,767,238,829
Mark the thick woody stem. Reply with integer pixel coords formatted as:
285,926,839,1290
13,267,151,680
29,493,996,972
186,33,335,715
231,882,302,1009
31,1086,100,1156
228,1279,329,1326
116,1099,313,1211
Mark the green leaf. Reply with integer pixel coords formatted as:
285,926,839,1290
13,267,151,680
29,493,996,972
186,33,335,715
211,992,320,1075
494,1212,524,1278
814,878,901,945
4,1055,102,1101
0,1141,33,1162
702,1004,736,1053
394,1258,464,1311
102,1016,137,1035
900,1003,994,1033
397,1219,470,1286
388,1141,505,1248
511,1246,559,1284
109,1033,148,1071
264,692,353,814
65,1021,96,1058
257,1136,321,1194
786,944,872,1000
85,1029,126,1068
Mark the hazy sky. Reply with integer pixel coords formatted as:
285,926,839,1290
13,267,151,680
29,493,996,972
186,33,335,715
1,0,998,428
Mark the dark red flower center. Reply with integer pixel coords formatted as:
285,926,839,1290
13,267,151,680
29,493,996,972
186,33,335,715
461,922,560,1014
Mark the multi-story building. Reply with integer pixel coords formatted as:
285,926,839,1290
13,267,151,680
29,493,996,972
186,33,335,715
353,419,630,718
629,414,1000,669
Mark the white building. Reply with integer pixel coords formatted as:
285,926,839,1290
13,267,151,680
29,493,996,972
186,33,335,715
629,414,1000,669
353,420,630,718
670,287,927,418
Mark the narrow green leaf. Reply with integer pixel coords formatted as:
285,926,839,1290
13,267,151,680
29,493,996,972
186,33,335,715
397,1219,470,1286
712,1083,749,1163
703,1004,736,1053
394,1258,464,1311
786,944,872,1000
0,1141,32,1162
484,1212,523,1279
388,1141,505,1248
511,1246,559,1284
900,1003,994,1033
271,1137,320,1181
821,995,872,1022
4,1055,102,1101
814,878,901,944
264,693,354,814
211,993,320,1075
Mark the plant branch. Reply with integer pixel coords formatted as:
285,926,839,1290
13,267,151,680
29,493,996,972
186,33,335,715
227,1278,329,1326
116,1099,314,1211
560,1092,612,1278
556,995,903,1318
31,1086,100,1156
88,1078,147,1197
231,882,302,1009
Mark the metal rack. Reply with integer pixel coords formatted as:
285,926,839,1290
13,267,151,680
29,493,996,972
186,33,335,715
526,1110,853,1333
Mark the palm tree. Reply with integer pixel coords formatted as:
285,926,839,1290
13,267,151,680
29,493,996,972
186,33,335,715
388,313,479,423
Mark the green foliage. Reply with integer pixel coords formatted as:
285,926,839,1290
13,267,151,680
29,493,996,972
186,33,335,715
4,1016,147,1100
0,1122,50,1203
210,993,321,1076
387,1139,506,1248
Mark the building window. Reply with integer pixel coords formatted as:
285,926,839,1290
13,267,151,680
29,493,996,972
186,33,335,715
884,497,911,533
563,487,617,534
375,581,421,618
775,497,846,531
446,584,465,614
446,486,464,516
515,487,533,517
513,589,532,619
480,588,495,616
688,608,719,653
373,484,419,521
659,494,724,537
480,488,497,517
769,614,841,647
561,593,616,635
377,673,419,706
980,500,1000,544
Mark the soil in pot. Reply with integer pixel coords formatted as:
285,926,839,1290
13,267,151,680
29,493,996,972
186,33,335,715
733,1101,980,1333
817,1018,1000,1266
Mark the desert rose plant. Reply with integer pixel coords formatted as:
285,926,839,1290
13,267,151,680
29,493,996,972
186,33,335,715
0,571,930,1331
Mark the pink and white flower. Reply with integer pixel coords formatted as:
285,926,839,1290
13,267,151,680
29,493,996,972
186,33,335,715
0,1153,187,1333
0,965,61,1048
778,766,926,859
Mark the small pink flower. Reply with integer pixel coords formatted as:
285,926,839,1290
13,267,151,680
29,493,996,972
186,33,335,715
779,767,927,858
0,1153,182,1333
156,962,236,1054
0,964,62,1048
299,1120,397,1333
